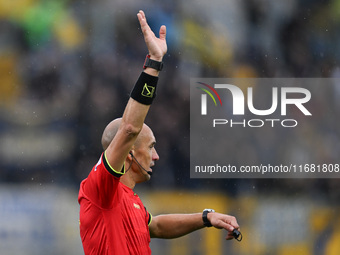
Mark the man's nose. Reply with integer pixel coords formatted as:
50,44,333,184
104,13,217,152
152,148,159,161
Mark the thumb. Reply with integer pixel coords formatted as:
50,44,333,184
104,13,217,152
159,25,166,40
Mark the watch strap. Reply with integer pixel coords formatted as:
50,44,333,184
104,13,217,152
143,54,163,71
202,209,215,227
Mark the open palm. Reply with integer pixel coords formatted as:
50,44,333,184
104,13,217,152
137,10,167,61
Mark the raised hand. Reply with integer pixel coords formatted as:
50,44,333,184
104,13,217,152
137,10,167,62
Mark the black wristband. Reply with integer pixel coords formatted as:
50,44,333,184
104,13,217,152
130,72,158,105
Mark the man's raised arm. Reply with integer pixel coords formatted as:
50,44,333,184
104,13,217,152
105,10,167,171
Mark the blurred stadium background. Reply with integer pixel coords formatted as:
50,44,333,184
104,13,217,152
0,0,340,254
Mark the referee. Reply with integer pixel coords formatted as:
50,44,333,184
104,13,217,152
78,10,240,255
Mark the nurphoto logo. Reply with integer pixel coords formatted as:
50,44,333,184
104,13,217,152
196,82,223,115
197,82,312,128
190,78,338,179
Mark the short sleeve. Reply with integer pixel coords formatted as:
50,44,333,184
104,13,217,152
144,206,152,226
81,152,125,209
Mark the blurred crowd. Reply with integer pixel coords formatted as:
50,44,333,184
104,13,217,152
0,0,339,201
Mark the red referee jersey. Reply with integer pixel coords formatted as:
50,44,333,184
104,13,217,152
78,152,152,255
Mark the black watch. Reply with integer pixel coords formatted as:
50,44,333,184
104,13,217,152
202,209,215,227
143,54,163,71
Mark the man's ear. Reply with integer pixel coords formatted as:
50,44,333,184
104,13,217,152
128,150,134,160
128,144,136,160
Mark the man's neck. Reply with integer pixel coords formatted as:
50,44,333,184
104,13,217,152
120,171,136,190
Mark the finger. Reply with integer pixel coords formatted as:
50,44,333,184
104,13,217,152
227,217,239,230
159,25,166,40
217,220,234,232
137,12,143,24
137,15,151,36
139,10,146,20
226,231,235,240
138,10,148,27
226,235,234,240
137,11,147,27
232,222,240,230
